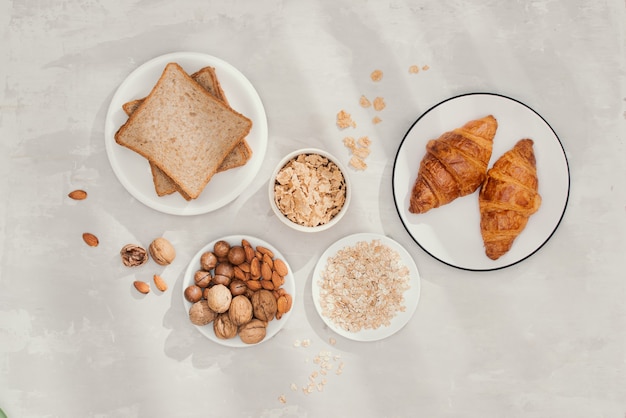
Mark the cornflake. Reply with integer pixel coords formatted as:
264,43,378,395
336,110,356,129
373,97,386,111
372,116,382,125
318,239,411,332
370,69,383,81
274,154,347,228
359,95,371,108
408,65,420,74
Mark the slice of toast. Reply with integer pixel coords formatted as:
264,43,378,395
115,62,253,200
123,66,252,198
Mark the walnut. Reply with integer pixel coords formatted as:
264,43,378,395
238,319,267,344
251,289,277,321
228,295,253,326
189,300,216,326
120,244,149,267
213,313,237,339
149,237,176,266
206,284,232,313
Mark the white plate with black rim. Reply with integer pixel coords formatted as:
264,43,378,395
182,235,295,347
311,233,421,342
392,93,570,271
104,52,268,216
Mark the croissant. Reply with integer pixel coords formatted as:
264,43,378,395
409,115,497,214
479,139,542,260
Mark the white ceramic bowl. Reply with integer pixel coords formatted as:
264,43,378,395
182,235,295,347
269,148,351,232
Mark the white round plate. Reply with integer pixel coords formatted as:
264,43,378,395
393,93,570,271
182,235,295,347
104,52,268,215
311,233,421,342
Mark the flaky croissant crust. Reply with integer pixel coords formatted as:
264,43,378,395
409,115,497,214
479,138,541,260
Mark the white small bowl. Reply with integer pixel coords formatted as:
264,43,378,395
269,148,351,232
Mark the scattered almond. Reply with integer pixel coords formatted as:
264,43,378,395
273,258,289,277
82,232,99,247
153,275,167,292
68,189,87,200
133,281,150,294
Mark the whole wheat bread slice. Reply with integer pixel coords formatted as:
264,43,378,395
115,62,253,200
123,66,252,198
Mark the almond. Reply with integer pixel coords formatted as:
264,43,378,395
261,262,273,281
68,189,87,200
256,245,274,259
261,280,274,290
250,258,261,279
271,270,284,288
153,275,167,292
246,279,262,291
82,232,99,247
273,258,289,277
262,253,273,269
134,281,150,294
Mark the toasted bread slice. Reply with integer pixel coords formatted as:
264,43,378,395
123,66,252,198
115,62,253,200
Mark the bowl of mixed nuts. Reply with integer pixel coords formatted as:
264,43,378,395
182,235,295,347
269,148,351,232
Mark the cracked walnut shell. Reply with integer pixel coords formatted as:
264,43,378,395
120,244,149,267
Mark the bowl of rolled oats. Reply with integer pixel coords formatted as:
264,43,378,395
269,148,351,232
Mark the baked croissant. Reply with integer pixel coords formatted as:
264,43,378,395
409,115,497,214
479,139,542,260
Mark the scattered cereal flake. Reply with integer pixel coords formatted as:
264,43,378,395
336,110,356,129
409,65,420,74
370,69,383,81
317,383,325,392
278,394,287,404
293,339,301,347
359,95,371,108
373,97,386,111
290,383,298,392
372,116,382,124
422,65,430,71
318,239,411,332
301,339,311,347
349,156,368,171
343,136,356,151
352,147,370,159
329,337,336,345
358,136,372,147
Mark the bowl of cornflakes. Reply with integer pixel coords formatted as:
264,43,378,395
269,148,351,232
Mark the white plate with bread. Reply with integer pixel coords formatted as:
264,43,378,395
104,52,268,215
392,93,570,271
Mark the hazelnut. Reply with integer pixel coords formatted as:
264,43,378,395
120,244,149,267
200,251,218,271
184,285,203,303
213,313,237,339
251,289,278,321
213,240,231,258
238,319,267,344
228,246,246,265
149,237,176,266
206,284,232,313
194,270,212,288
212,274,231,286
228,295,253,326
215,262,234,279
229,279,247,296
189,300,216,326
